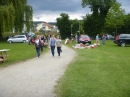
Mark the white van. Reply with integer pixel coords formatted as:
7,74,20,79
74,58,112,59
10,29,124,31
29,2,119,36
7,35,28,43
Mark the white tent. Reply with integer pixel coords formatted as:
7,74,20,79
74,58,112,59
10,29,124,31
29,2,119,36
28,32,35,37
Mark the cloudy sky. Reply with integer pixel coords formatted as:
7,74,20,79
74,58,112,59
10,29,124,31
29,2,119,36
27,0,130,22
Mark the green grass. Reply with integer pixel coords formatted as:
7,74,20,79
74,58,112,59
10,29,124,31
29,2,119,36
0,41,48,67
56,40,130,97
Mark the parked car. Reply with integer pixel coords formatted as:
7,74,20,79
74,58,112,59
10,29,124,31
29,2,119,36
7,35,28,43
105,34,114,40
78,34,91,44
4,35,13,40
114,34,130,47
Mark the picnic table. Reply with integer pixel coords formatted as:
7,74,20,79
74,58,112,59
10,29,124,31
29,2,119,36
0,49,10,63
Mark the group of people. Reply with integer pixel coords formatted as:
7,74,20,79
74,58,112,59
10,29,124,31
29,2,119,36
96,34,106,45
28,35,47,45
34,35,62,58
34,33,107,58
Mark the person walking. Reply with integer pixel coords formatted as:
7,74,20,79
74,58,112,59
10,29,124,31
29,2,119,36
28,36,31,45
102,34,106,45
96,34,100,45
34,35,41,58
75,34,78,43
40,35,44,51
56,35,62,58
49,34,56,57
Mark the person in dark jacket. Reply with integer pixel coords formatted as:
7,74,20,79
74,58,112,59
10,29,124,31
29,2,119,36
56,35,62,58
102,34,106,45
40,35,44,51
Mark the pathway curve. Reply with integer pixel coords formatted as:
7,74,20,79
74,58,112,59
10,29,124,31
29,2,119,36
0,45,77,97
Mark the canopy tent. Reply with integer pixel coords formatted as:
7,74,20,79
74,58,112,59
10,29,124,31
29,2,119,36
28,32,35,37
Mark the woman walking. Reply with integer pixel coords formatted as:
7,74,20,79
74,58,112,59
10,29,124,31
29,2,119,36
96,34,100,45
40,35,44,51
49,34,56,57
102,34,106,45
56,35,62,58
34,35,41,58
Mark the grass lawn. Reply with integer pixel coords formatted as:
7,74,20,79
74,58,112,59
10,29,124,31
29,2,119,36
0,41,48,67
56,40,130,97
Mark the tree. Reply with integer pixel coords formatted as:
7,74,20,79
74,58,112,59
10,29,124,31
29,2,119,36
82,0,116,34
83,14,95,37
0,0,33,40
56,13,71,39
82,0,116,16
105,2,126,35
70,19,81,35
120,14,130,33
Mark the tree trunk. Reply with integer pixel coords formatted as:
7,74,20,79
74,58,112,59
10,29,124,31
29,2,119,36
0,33,3,40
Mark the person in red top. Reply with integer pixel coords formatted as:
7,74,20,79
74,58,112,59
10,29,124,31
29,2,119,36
116,34,119,41
115,33,120,43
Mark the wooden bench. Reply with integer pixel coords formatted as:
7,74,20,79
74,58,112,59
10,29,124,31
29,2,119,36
0,58,4,63
0,49,10,63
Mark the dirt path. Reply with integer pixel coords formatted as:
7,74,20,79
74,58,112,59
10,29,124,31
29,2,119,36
0,45,76,97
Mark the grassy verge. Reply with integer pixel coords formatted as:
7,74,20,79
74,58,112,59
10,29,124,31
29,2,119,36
56,40,130,97
0,41,48,67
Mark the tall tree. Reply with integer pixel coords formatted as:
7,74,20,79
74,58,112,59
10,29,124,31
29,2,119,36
0,3,15,34
56,13,71,39
70,19,80,35
105,2,126,35
82,0,116,34
0,0,33,40
119,14,130,34
83,14,96,37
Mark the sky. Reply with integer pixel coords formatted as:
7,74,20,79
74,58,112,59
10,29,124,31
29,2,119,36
27,0,130,22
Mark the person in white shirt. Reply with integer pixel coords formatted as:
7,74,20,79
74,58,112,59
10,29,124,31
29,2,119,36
56,35,62,58
34,35,41,58
96,34,100,45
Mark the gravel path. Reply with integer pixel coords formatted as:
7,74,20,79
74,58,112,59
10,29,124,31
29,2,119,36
0,45,76,97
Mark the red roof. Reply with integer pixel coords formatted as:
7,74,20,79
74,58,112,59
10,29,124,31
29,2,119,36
44,23,54,28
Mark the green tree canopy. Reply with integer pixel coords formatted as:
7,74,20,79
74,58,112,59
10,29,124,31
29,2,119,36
105,2,126,35
82,0,116,16
0,0,33,39
82,0,116,35
0,3,15,33
119,14,130,34
56,13,71,39
83,14,95,37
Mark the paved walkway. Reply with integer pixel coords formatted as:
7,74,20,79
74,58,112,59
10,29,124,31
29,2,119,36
0,45,76,97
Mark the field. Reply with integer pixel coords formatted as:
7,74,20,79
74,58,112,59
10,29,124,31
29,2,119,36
0,41,48,67
56,40,130,97
1,40,130,97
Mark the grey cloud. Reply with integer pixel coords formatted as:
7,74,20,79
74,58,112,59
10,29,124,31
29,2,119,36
35,16,41,20
28,0,130,14
27,0,130,22
28,0,83,13
117,0,130,13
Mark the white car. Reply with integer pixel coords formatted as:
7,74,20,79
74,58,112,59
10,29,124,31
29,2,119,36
7,35,28,43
